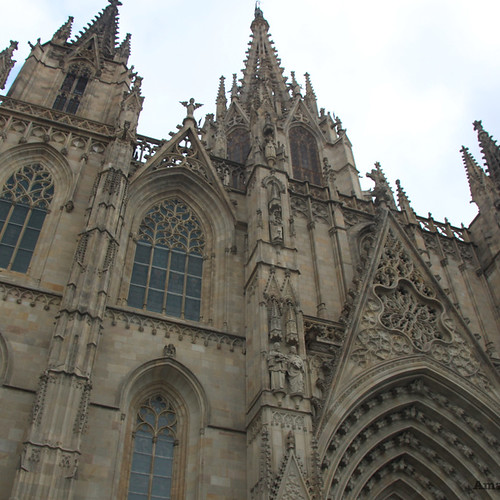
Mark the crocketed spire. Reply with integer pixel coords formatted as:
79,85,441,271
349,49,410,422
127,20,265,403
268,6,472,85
73,0,123,59
51,16,74,44
474,120,500,192
238,6,289,108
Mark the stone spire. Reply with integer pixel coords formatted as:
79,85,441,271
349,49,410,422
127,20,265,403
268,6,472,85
230,73,238,102
0,40,18,90
461,145,495,205
238,6,289,108
51,16,74,44
474,120,500,192
216,75,227,119
395,179,417,223
304,72,318,116
116,32,131,63
73,0,123,58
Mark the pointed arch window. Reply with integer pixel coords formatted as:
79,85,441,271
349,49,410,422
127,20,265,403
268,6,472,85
0,164,54,273
127,394,177,500
227,128,251,164
53,63,91,114
127,199,205,321
289,126,322,185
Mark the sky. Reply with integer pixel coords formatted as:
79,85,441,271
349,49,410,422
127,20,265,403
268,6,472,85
2,0,500,227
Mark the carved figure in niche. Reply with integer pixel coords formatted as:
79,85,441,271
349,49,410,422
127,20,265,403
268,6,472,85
284,300,298,345
163,344,176,358
269,203,284,245
265,137,277,167
180,97,202,119
269,298,283,342
287,346,305,394
268,342,287,391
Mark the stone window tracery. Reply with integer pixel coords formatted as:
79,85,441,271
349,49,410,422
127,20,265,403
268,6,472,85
53,63,91,114
0,163,54,273
289,126,322,185
227,128,250,164
127,394,177,500
127,199,205,321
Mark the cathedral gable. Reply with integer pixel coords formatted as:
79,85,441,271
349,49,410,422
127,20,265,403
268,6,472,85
332,211,497,398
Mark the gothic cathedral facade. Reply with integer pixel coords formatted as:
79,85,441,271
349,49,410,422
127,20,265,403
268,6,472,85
0,2,500,499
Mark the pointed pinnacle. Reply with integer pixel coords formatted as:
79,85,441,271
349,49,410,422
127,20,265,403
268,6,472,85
217,76,227,104
117,33,131,61
0,40,18,90
395,179,417,222
474,120,500,191
231,73,239,100
461,145,490,203
52,16,74,43
304,72,316,99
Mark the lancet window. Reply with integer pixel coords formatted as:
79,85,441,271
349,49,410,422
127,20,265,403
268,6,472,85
0,164,54,273
227,128,251,164
127,199,205,321
53,63,91,114
289,126,322,185
127,394,177,500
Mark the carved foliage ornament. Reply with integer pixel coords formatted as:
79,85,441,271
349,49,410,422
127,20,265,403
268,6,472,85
352,230,491,391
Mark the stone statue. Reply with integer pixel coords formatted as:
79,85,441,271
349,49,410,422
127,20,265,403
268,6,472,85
267,342,287,391
163,344,176,358
180,97,203,119
269,204,284,244
287,346,304,394
265,137,277,167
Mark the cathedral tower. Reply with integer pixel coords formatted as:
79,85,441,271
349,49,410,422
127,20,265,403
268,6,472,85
0,3,499,499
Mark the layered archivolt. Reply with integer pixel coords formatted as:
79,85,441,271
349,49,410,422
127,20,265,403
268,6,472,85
322,378,500,499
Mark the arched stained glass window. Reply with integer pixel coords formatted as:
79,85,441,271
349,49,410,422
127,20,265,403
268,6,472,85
128,394,177,500
227,128,250,164
289,126,322,185
0,164,54,273
127,199,205,321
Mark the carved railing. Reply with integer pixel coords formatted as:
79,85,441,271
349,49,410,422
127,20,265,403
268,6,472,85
0,95,115,137
211,155,247,191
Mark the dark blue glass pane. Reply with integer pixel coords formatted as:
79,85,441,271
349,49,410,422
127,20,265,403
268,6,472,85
0,245,14,268
153,456,173,477
131,264,149,286
135,243,151,264
11,249,32,273
27,208,46,229
0,199,10,223
129,472,149,494
170,251,185,272
165,294,182,318
153,247,168,267
151,476,171,497
134,434,153,454
167,272,183,294
150,268,166,291
131,452,151,474
187,255,203,276
184,298,200,321
156,436,175,458
2,224,22,245
128,493,148,500
186,276,201,298
128,285,145,308
10,205,29,224
19,227,40,251
147,289,163,313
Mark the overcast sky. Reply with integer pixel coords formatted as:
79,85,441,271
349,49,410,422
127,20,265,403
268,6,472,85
2,0,500,227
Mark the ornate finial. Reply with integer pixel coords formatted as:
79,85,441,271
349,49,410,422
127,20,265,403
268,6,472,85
255,0,263,17
180,98,203,120
473,120,483,132
366,162,397,209
474,120,500,191
0,40,18,90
